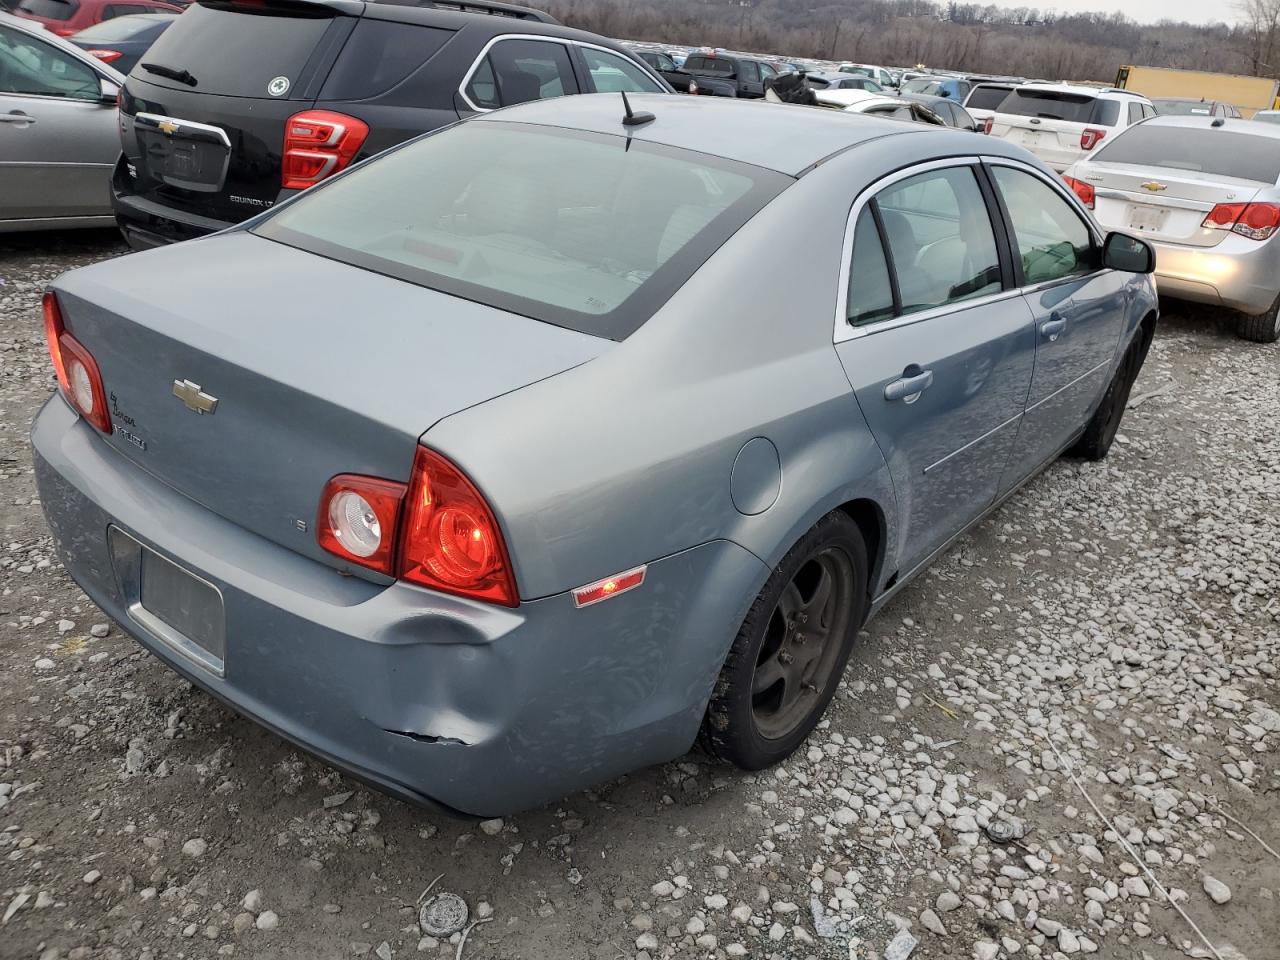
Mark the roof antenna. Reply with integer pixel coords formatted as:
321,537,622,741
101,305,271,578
621,90,655,127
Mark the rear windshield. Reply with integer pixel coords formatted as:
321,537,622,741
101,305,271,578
17,0,77,20
901,78,947,95
320,20,452,100
685,56,733,76
1154,99,1213,116
134,1,335,98
1093,126,1280,183
72,13,172,40
255,123,787,340
966,85,1012,110
1000,89,1119,125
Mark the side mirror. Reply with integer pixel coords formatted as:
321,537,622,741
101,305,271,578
99,78,120,106
1102,231,1155,274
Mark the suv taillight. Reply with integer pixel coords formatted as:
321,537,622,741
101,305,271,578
1062,176,1095,209
43,292,111,434
982,115,993,135
1080,127,1106,150
1202,201,1280,240
317,446,518,606
282,110,369,190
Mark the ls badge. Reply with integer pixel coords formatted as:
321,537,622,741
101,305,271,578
173,379,218,415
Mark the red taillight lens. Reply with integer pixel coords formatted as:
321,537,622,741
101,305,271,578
282,110,369,190
983,115,993,135
689,80,699,95
1203,201,1280,240
400,447,518,607
318,475,406,574
86,49,123,63
52,26,75,36
1080,127,1106,150
1063,176,1095,209
42,292,111,434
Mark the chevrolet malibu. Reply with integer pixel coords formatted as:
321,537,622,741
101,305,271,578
32,95,1158,816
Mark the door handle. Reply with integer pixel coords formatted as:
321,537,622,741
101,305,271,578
1040,316,1067,341
884,366,934,402
0,111,36,125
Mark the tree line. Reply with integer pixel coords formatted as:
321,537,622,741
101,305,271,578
534,0,1275,84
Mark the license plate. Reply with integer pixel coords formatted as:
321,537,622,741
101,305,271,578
138,131,228,191
1127,204,1168,233
1020,129,1043,147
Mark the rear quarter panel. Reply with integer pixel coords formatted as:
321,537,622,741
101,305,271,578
424,138,937,602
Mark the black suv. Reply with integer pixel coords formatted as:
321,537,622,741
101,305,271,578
113,0,671,248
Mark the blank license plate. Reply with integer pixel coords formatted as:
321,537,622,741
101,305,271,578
139,548,225,667
1127,204,1168,233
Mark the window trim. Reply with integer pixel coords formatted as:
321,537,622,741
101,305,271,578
833,156,1019,344
457,34,664,113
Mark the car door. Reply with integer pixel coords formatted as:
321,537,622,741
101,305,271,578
985,159,1130,491
738,59,763,97
0,23,118,224
460,36,579,113
833,161,1037,576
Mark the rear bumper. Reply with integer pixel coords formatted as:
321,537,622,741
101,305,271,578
1146,234,1280,315
111,156,236,249
32,396,768,815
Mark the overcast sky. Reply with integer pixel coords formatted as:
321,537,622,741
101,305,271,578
982,0,1237,26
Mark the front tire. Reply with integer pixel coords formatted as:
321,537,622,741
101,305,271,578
1068,327,1149,461
701,511,867,770
1236,293,1280,343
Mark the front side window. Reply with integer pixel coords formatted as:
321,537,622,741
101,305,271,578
580,46,662,94
739,61,759,83
255,123,787,340
464,38,577,109
875,166,1002,315
0,24,99,100
991,166,1094,285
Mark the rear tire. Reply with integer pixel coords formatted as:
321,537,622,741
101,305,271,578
1068,326,1149,461
701,511,867,770
1235,294,1280,343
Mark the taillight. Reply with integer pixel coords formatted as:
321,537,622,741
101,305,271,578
86,49,123,63
689,80,699,95
1080,128,1106,150
317,475,406,574
983,116,993,135
42,292,111,434
1202,201,1280,240
52,26,75,36
400,447,518,607
1063,176,1095,209
282,110,369,190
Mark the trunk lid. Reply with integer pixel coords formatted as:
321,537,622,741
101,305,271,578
52,232,608,572
1082,162,1263,247
118,0,357,224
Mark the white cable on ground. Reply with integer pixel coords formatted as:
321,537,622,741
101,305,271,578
1042,734,1224,960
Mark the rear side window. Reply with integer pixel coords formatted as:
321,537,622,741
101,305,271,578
135,1,334,98
966,85,1010,110
846,208,894,326
321,21,452,101
17,0,78,19
999,89,1119,124
1093,126,1280,183
255,123,786,340
464,38,576,109
580,46,663,94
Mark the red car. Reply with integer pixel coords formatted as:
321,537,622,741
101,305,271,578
12,0,182,37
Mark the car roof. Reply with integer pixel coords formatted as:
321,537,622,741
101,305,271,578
1138,114,1280,138
1020,82,1146,100
483,94,928,176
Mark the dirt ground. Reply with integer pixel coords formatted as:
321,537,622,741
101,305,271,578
1,229,1277,960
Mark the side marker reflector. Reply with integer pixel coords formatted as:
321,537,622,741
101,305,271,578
572,565,647,608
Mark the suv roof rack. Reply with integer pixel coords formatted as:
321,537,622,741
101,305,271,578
371,0,558,22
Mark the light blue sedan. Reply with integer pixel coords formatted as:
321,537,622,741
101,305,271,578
31,95,1157,815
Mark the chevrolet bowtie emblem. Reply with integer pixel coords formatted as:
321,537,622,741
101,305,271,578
157,120,179,135
172,379,218,414
1140,181,1167,192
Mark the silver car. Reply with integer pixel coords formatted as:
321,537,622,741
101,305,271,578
1063,115,1280,342
0,11,123,232
33,96,1158,815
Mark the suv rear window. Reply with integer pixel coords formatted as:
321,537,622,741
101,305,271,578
1000,89,1119,125
684,56,733,76
17,0,78,20
320,20,452,101
1093,126,1280,183
255,122,787,340
966,85,1012,110
134,1,336,99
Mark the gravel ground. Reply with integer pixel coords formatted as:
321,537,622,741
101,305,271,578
1,230,1277,960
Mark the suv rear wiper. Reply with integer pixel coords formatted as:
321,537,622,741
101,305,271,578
141,62,197,87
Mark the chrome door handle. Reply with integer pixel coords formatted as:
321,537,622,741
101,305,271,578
1040,317,1066,341
0,112,36,125
884,367,934,402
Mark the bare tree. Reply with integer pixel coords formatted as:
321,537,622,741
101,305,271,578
1237,0,1280,75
